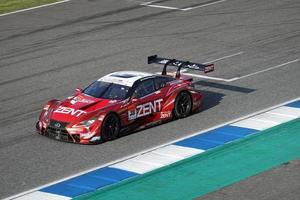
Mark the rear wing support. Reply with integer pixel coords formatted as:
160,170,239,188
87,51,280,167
148,55,214,77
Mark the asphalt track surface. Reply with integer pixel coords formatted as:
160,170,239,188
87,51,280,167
0,0,299,199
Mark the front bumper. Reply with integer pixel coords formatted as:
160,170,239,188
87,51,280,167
36,120,101,144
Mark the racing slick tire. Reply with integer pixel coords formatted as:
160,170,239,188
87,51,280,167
101,113,121,141
174,91,192,119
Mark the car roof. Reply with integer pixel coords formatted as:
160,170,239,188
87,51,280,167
98,71,154,87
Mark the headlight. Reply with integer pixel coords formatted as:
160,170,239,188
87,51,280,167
80,117,97,127
42,106,52,122
43,104,50,110
43,110,49,118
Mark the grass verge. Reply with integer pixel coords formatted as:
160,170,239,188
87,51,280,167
0,0,61,14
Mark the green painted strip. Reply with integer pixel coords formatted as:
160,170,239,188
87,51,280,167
77,119,300,200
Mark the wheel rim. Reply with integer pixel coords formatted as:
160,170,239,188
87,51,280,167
104,115,119,139
177,93,191,116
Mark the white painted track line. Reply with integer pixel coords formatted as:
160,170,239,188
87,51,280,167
268,106,300,118
180,52,244,79
265,111,298,119
141,0,227,11
110,144,204,174
229,106,300,131
182,0,227,11
152,145,204,159
142,4,183,10
231,118,273,131
248,116,280,125
140,1,154,6
0,0,70,17
183,59,299,82
140,1,183,10
14,191,70,200
255,112,295,124
110,159,160,174
134,152,182,166
228,59,299,82
203,52,244,64
182,73,231,82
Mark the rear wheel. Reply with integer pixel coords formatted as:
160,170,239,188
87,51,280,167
174,91,192,118
101,113,120,141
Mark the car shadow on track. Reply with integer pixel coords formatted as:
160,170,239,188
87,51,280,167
199,90,225,112
194,80,256,94
193,80,256,112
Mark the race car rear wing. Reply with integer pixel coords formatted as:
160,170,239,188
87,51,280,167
148,55,214,77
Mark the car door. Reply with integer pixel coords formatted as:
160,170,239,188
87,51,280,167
153,76,175,119
127,78,164,122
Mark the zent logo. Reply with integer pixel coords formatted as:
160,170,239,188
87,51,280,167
128,99,163,120
54,106,87,117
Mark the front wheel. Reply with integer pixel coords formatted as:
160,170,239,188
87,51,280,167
101,113,120,141
174,91,192,119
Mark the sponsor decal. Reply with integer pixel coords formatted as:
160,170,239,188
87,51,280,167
109,100,118,103
160,111,172,119
70,96,94,104
98,115,105,121
204,64,214,73
70,99,76,104
54,106,87,117
128,99,163,120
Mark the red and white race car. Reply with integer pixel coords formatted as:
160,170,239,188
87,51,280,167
36,55,214,144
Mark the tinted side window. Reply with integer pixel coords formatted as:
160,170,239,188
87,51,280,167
154,76,175,90
133,79,155,98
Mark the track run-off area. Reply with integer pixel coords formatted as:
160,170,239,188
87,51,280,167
0,0,300,199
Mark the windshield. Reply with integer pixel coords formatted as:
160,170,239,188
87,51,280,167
83,81,130,100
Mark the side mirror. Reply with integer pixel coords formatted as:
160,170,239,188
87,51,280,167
130,91,139,102
75,87,83,95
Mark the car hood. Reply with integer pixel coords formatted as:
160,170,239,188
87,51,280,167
50,93,120,123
